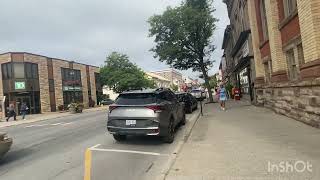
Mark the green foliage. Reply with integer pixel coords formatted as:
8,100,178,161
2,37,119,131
170,84,179,92
209,75,218,89
225,82,233,95
148,0,218,102
68,103,84,113
100,52,155,93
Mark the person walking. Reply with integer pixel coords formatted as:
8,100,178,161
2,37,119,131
218,84,227,111
20,103,28,120
6,103,17,122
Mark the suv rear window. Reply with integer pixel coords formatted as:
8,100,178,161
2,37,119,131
116,93,156,105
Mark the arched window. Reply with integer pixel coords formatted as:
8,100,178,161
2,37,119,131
260,0,269,41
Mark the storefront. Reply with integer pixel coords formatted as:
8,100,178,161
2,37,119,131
0,52,101,117
1,62,41,115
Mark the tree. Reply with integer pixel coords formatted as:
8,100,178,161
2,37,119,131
209,74,220,89
100,52,155,93
148,0,218,102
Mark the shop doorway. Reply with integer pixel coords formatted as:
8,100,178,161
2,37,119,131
16,96,31,115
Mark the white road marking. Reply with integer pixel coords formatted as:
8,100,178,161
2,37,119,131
89,147,168,156
89,144,101,149
61,122,73,126
25,124,49,128
25,122,74,128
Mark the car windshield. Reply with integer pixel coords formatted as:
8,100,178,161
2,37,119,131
116,93,156,105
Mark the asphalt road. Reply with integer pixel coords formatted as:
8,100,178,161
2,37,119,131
0,110,199,180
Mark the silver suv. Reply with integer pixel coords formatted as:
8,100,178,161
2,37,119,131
107,88,186,143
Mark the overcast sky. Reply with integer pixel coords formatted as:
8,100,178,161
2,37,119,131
0,0,229,79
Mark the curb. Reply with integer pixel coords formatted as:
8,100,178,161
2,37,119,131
0,107,107,129
156,109,202,180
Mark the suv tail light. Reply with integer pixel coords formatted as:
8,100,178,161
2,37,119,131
146,105,164,113
109,105,118,112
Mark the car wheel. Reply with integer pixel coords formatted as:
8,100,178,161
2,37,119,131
113,134,127,142
163,119,175,144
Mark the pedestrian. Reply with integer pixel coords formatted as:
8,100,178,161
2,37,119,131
6,103,17,122
20,103,28,120
218,84,227,111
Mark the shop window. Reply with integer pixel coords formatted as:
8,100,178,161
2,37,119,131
2,64,8,79
25,63,33,79
297,43,305,65
283,0,297,18
32,64,38,79
286,49,298,80
260,0,269,41
14,63,25,79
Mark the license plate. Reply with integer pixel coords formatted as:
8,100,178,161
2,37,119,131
126,120,136,126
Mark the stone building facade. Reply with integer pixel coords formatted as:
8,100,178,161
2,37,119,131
247,0,320,127
0,52,101,117
222,0,256,101
151,69,184,90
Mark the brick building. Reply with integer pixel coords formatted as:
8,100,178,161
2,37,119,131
0,52,102,117
222,0,256,101
247,0,320,127
151,69,184,90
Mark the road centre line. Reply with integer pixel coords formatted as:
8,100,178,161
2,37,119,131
89,146,168,156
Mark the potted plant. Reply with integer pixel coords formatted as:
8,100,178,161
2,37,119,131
68,103,84,114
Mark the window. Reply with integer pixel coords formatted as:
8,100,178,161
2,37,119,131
260,0,269,41
25,63,33,79
283,0,297,18
14,63,25,79
286,49,298,80
297,43,305,65
32,64,38,78
2,64,8,79
116,93,156,105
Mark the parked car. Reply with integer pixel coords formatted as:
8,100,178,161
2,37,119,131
175,93,198,113
190,89,206,100
100,99,115,105
0,132,13,159
107,88,186,143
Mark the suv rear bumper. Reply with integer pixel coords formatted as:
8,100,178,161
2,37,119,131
107,126,160,136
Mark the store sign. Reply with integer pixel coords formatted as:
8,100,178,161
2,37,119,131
63,86,82,91
15,82,26,90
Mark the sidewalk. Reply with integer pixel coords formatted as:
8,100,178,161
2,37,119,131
166,100,320,180
0,106,108,128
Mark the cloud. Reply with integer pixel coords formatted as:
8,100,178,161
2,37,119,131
0,0,229,79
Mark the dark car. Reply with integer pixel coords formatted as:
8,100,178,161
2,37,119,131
107,88,186,143
176,93,198,113
100,99,115,105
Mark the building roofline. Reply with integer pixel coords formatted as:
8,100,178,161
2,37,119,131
0,52,100,68
150,68,182,76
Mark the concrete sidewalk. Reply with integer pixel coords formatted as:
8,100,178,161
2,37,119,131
166,100,320,180
0,106,108,128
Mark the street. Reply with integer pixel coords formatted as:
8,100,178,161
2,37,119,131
0,110,199,180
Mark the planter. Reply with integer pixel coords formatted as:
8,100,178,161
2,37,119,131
68,103,84,114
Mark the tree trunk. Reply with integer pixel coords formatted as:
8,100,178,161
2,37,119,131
200,64,214,102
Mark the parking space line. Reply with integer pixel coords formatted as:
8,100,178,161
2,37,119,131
90,147,168,156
